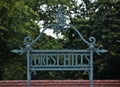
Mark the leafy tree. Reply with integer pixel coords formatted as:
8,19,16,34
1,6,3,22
0,0,63,80
0,0,119,80
89,0,120,79
0,0,39,80
61,0,120,79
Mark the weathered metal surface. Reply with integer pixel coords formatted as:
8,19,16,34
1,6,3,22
11,4,107,87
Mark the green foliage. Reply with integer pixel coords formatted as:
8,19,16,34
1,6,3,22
0,0,39,79
0,0,63,80
0,0,119,80
90,0,120,79
60,0,120,79
1,57,26,80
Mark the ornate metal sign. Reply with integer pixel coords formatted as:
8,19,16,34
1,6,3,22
12,4,107,87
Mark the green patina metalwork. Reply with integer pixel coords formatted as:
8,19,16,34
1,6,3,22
11,4,107,87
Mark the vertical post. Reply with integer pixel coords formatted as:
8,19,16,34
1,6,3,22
26,45,31,87
89,50,93,87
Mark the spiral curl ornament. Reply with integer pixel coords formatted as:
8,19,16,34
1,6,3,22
24,36,32,49
31,70,36,76
24,36,32,43
89,37,96,44
84,70,89,74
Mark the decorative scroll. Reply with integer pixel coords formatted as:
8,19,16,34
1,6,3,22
31,5,96,46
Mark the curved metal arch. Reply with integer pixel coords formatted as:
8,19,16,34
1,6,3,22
31,24,56,45
31,23,96,47
68,24,96,45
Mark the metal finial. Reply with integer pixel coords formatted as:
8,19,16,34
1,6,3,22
53,4,66,33
56,4,65,26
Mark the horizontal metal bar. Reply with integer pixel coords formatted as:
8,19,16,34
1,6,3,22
31,53,90,56
30,67,90,71
31,65,89,68
31,50,90,53
11,49,107,54
31,49,107,53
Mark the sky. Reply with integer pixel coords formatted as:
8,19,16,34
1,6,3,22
40,28,63,39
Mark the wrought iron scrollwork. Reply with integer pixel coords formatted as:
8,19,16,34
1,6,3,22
24,36,32,50
89,37,96,44
24,36,32,44
11,4,108,87
31,70,36,76
84,70,90,75
29,4,97,49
